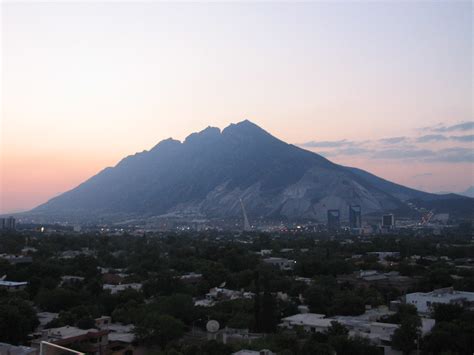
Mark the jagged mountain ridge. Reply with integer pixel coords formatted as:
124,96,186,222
33,120,472,221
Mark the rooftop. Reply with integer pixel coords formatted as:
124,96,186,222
0,280,28,287
281,313,328,327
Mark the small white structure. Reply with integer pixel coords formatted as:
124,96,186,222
405,287,474,314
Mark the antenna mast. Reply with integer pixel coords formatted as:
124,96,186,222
240,198,251,231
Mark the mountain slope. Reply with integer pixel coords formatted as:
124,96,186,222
32,120,473,222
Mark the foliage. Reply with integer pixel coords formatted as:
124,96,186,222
0,296,39,345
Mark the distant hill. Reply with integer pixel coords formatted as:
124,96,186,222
30,120,473,222
460,186,474,198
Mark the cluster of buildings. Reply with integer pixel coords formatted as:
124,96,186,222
195,286,255,307
326,205,396,234
28,316,138,355
276,286,474,354
337,270,416,292
280,307,434,355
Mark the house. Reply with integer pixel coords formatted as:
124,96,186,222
36,312,59,331
0,254,32,265
405,287,474,314
263,257,295,271
31,326,108,355
0,280,28,292
102,273,125,285
95,316,137,355
195,287,254,307
279,311,411,354
103,283,142,295
280,313,328,333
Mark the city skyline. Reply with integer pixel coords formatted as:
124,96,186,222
1,1,472,213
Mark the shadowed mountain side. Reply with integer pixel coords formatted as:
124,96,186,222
31,120,473,222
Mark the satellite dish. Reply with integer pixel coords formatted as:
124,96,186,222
206,320,220,333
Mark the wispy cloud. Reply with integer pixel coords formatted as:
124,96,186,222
300,139,353,148
450,134,474,142
412,173,433,178
430,121,474,132
429,148,474,163
299,121,473,164
417,134,448,143
379,136,407,144
373,148,435,159
336,147,371,155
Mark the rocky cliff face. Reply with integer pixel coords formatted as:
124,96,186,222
32,120,472,222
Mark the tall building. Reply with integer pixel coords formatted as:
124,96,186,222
327,209,340,231
382,214,394,228
0,217,16,230
349,205,362,228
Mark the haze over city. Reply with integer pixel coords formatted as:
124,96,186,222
1,1,472,213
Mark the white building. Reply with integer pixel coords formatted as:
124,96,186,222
405,287,474,314
280,313,329,333
0,280,28,292
279,312,407,353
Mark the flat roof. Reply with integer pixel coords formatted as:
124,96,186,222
0,281,28,286
281,313,330,327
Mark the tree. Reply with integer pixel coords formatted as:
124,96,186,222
35,288,81,312
381,303,418,324
198,340,233,355
149,294,196,325
326,321,349,338
0,297,39,345
135,314,184,348
432,303,464,323
260,291,278,332
301,337,334,355
392,315,421,355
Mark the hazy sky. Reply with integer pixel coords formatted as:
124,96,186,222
1,1,472,213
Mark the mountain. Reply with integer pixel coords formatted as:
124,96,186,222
31,120,473,222
460,186,474,198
